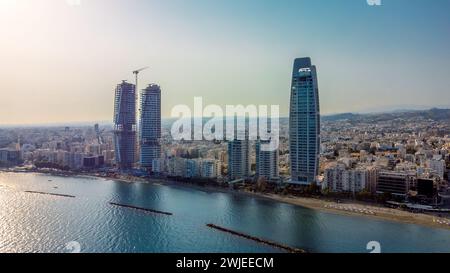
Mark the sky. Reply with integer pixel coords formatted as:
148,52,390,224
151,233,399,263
0,0,449,125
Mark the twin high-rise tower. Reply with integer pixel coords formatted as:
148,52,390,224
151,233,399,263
289,58,320,185
139,84,162,171
113,81,137,169
113,81,161,171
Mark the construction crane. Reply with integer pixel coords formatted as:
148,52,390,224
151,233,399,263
133,66,149,116
133,66,149,92
133,66,149,161
133,66,150,113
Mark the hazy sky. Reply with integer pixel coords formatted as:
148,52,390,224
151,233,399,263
1,0,450,125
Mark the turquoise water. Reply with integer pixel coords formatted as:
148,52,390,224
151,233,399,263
0,172,449,253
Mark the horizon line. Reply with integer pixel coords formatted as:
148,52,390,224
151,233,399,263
1,107,449,128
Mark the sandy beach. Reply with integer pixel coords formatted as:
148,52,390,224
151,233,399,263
247,192,450,230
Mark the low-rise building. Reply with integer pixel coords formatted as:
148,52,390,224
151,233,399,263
376,171,415,197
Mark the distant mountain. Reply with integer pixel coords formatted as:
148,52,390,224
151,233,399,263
356,104,450,114
321,113,358,122
322,108,450,122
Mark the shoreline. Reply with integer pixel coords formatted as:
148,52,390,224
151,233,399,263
2,168,450,231
248,192,450,230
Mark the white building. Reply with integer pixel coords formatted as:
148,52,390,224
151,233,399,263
428,158,445,179
201,159,221,179
323,164,346,192
256,139,279,181
346,168,369,193
323,164,372,193
228,139,250,181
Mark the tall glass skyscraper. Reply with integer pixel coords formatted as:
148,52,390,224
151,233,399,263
139,84,161,172
289,58,320,185
113,81,137,169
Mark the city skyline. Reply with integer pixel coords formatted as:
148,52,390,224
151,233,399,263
1,0,450,257
1,0,450,125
